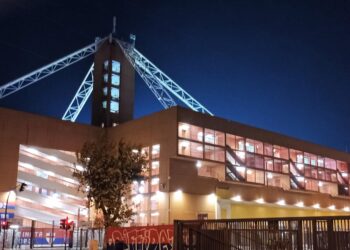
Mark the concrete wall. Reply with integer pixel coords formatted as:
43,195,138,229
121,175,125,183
107,107,178,193
0,107,100,192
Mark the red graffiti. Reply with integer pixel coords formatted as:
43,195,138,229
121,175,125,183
106,225,173,246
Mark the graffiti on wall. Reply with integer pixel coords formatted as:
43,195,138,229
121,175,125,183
106,225,173,250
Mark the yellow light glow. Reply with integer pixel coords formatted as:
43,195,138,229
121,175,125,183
329,205,336,210
277,199,285,206
313,204,320,209
255,198,264,204
156,191,164,200
343,207,350,212
231,195,242,202
295,201,304,208
208,193,216,203
174,190,183,201
196,161,202,168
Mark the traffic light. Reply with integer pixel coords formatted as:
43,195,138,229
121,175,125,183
19,183,27,192
1,221,10,230
60,218,67,229
60,217,74,230
65,220,71,230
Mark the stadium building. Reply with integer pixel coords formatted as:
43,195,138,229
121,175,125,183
0,36,349,230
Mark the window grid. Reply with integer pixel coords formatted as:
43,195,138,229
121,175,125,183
177,122,350,196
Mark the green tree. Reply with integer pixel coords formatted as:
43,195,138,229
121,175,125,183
74,133,147,228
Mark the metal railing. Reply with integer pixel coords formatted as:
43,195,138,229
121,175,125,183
0,227,104,249
174,216,350,250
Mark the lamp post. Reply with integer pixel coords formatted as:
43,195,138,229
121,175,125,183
2,182,27,250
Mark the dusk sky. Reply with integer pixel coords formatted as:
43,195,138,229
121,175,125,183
0,0,350,151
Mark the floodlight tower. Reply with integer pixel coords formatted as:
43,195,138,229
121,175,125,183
92,35,135,127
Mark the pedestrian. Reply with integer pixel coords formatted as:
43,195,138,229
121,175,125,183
106,238,115,250
114,238,126,250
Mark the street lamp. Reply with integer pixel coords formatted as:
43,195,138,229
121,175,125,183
1,182,27,250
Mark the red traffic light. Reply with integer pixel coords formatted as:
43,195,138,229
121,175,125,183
60,217,74,230
60,217,68,229
1,221,10,230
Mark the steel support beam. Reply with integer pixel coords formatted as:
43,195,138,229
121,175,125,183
118,40,213,115
0,43,96,99
62,64,94,122
118,40,176,109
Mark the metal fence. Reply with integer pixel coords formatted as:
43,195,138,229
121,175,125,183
0,227,104,249
174,216,350,250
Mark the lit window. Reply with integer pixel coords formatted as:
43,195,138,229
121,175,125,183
103,87,108,96
102,101,107,109
111,74,120,86
178,123,203,142
151,177,159,185
318,158,324,167
151,161,159,176
152,145,160,159
111,87,119,99
273,145,288,159
103,60,109,70
204,145,225,162
325,158,336,170
266,172,290,189
246,153,264,169
246,169,264,184
204,129,225,146
178,140,203,158
103,74,108,83
246,142,254,153
103,87,119,99
111,60,120,73
110,101,119,113
246,139,263,154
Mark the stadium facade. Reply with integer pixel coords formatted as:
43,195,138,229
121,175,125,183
0,37,349,229
0,105,350,227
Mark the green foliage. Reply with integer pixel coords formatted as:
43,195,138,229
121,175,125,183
74,133,147,228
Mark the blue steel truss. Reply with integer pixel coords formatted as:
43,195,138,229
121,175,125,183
118,40,176,109
117,40,213,115
0,43,96,99
0,36,213,122
62,64,94,122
